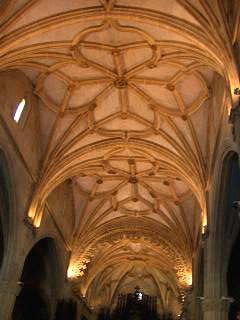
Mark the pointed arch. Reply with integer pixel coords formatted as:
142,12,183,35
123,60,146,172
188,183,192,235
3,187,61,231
12,237,62,320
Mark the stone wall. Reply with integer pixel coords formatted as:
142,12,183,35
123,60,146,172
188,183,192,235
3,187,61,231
0,69,92,320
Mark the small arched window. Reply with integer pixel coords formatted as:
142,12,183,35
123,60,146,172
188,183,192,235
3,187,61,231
13,98,30,127
14,98,26,123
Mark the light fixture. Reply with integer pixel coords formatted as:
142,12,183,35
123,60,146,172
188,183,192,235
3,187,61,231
201,225,209,240
201,211,208,239
234,88,240,95
202,224,208,235
187,273,192,286
67,266,74,278
134,286,143,300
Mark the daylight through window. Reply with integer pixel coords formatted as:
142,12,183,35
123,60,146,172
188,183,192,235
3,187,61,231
14,98,26,123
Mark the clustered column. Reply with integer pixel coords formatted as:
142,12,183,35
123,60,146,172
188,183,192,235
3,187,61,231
230,104,240,156
201,298,231,320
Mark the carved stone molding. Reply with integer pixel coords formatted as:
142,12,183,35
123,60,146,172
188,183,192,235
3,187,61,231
1,0,238,313
201,298,231,312
0,280,22,296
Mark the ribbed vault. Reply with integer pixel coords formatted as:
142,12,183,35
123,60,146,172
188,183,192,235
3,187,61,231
0,0,239,316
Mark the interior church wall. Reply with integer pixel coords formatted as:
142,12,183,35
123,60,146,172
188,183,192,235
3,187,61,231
191,142,238,320
46,180,75,243
0,49,237,320
0,1,238,319
187,69,238,319
0,69,82,319
12,237,60,320
0,69,41,176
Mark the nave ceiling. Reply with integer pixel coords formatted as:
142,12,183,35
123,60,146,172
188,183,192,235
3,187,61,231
0,0,239,314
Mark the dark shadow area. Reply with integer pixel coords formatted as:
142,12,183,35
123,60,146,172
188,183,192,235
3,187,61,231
12,238,59,320
0,150,10,269
228,233,240,320
12,288,49,320
54,299,77,320
222,153,240,320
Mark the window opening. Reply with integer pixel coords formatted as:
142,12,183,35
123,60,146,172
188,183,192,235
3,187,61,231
14,98,26,123
137,292,143,300
134,286,143,300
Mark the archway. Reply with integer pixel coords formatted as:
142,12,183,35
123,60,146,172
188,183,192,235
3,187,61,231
218,152,240,320
228,233,240,319
11,238,60,320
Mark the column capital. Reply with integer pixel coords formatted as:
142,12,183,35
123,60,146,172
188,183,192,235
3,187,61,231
201,297,232,312
0,279,22,296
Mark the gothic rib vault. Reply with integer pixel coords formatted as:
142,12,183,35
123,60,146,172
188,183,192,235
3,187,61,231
0,0,239,315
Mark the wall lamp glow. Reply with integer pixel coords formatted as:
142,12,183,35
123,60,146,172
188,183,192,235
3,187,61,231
201,225,209,240
234,88,240,95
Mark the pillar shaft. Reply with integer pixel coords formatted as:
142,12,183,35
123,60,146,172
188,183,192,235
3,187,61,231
202,230,232,320
202,298,231,320
0,279,21,320
230,104,240,156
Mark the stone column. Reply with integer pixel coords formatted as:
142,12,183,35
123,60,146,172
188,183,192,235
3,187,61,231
230,104,240,157
49,291,58,320
202,225,229,320
185,297,203,320
193,299,203,320
202,298,231,320
0,279,22,320
182,288,195,320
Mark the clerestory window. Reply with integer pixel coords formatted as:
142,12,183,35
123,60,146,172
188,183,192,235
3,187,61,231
13,97,30,128
14,98,26,123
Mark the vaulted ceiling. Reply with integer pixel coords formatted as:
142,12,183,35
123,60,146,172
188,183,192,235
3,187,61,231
0,0,239,315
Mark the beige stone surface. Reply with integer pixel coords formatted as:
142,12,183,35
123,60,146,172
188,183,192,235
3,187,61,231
0,1,239,319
